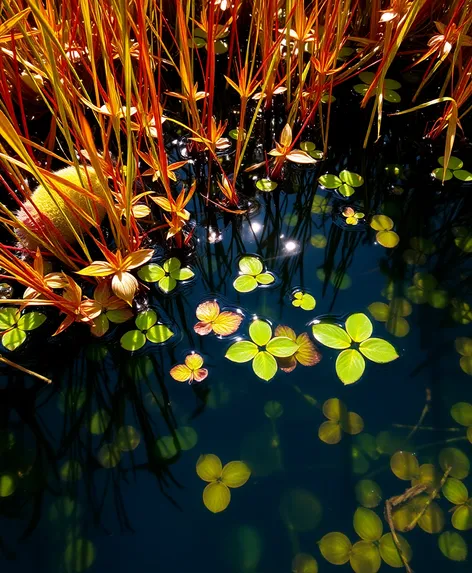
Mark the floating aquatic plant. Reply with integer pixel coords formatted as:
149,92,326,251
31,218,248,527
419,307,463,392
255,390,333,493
455,339,472,376
300,141,323,160
196,454,251,513
405,272,448,308
452,227,472,253
312,313,399,384
138,257,195,294
442,478,472,531
0,309,46,351
368,298,412,338
370,215,399,248
268,124,317,168
194,300,242,336
318,398,364,445
233,256,275,293
311,195,332,215
156,427,198,461
342,206,365,225
432,156,472,183
354,71,402,103
273,326,321,372
403,237,436,265
120,309,174,351
291,290,316,311
256,179,278,192
310,234,327,248
170,352,208,384
225,319,299,381
438,531,468,562
318,170,364,198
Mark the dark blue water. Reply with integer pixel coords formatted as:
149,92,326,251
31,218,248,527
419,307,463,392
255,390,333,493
1,127,472,573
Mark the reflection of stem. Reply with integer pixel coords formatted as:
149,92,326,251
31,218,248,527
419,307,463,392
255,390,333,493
415,436,468,452
0,356,51,383
286,524,300,557
393,425,461,433
405,388,431,443
270,419,284,471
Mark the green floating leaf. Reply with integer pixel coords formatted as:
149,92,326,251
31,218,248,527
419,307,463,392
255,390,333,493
384,89,401,103
17,312,46,331
439,447,470,479
266,336,298,357
256,272,275,285
353,507,383,542
233,275,258,292
438,531,467,561
349,540,381,573
432,167,453,181
256,178,278,192
252,351,277,381
249,319,272,346
453,169,472,182
336,349,365,385
359,338,399,363
120,330,147,351
384,78,402,90
355,479,382,509
390,451,419,480
359,71,375,84
450,402,472,427
312,323,351,349
0,308,18,329
300,141,316,152
158,275,177,293
2,328,26,351
452,505,472,531
346,313,373,343
147,324,174,343
225,341,258,363
438,156,463,170
0,474,16,497
338,183,355,197
239,256,263,275
135,309,157,331
319,421,342,444
137,263,165,282
319,174,342,189
379,533,412,567
291,553,318,573
319,532,352,565
173,267,194,281
339,170,364,187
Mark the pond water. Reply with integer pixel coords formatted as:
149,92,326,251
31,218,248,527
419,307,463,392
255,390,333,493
1,94,472,573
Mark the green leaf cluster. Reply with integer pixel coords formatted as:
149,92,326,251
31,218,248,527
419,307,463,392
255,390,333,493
233,256,275,293
0,308,46,351
138,258,194,293
120,309,174,351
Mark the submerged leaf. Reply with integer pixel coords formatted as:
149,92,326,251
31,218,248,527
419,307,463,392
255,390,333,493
353,507,383,541
349,540,381,573
379,533,412,567
438,531,467,561
318,532,352,565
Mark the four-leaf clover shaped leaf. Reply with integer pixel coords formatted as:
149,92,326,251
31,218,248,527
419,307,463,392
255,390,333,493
196,453,251,513
225,319,299,381
120,309,174,351
0,308,46,351
312,313,398,385
233,256,275,293
170,353,208,384
138,257,194,293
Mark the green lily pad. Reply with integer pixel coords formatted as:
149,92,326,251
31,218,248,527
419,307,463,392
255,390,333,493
239,256,263,275
300,141,316,152
147,324,174,343
135,309,157,331
336,348,365,385
233,275,258,293
384,89,401,103
339,184,355,197
89,410,111,435
432,167,453,181
138,263,165,282
312,323,351,349
359,71,375,84
256,272,275,285
159,275,177,293
2,328,26,351
17,312,46,331
353,507,383,541
319,532,352,565
252,350,277,381
379,533,412,567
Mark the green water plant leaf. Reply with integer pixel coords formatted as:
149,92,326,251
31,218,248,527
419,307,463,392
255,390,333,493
339,170,364,187
319,398,364,444
318,532,352,565
274,326,322,372
350,540,381,573
355,480,382,508
138,258,194,293
439,447,470,479
439,156,463,170
256,178,278,192
313,314,398,384
390,451,419,480
318,174,342,189
0,309,47,351
455,339,472,375
378,533,412,567
353,507,383,541
292,291,316,311
454,169,472,182
370,215,399,248
120,309,174,351
225,319,298,381
233,256,274,293
438,531,467,561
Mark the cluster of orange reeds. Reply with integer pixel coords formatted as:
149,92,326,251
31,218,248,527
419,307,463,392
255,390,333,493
0,0,470,365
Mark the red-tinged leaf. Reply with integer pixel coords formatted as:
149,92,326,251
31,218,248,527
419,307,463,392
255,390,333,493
191,368,208,383
277,355,298,373
196,300,220,322
274,325,296,341
112,272,138,306
123,249,154,270
194,321,214,335
296,333,322,367
185,353,204,370
212,311,243,336
80,299,102,319
170,364,191,382
75,261,114,277
286,151,317,164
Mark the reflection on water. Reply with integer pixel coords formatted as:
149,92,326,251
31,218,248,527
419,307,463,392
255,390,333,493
1,128,472,573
